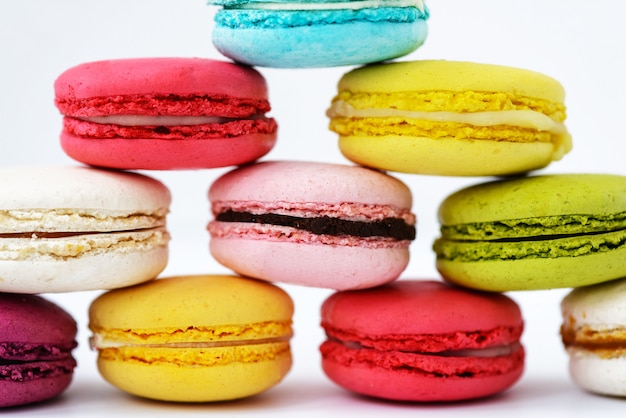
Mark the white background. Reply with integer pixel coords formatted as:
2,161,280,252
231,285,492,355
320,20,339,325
1,0,626,416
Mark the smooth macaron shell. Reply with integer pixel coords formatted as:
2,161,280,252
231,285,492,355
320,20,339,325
320,280,525,401
0,293,77,408
561,278,626,397
54,57,277,170
0,165,171,293
328,60,571,176
208,161,416,290
434,174,626,291
88,275,294,402
210,2,429,68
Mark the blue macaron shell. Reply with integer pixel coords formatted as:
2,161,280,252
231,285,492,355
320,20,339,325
211,7,429,68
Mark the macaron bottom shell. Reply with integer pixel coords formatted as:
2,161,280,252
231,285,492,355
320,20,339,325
97,348,292,402
0,374,74,408
212,20,427,68
339,135,557,176
209,238,409,290
321,350,524,402
567,350,626,397
61,132,276,170
436,245,626,291
0,244,168,293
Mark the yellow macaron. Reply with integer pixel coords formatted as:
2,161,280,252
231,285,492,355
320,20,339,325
327,60,571,176
88,275,294,402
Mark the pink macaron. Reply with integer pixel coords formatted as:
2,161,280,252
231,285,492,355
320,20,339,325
320,280,525,401
54,57,277,170
0,293,77,408
208,161,416,290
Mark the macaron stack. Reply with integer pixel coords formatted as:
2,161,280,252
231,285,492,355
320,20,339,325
1,0,624,411
313,2,623,402
48,58,298,403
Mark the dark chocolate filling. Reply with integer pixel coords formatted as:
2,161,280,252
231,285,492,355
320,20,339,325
215,210,416,240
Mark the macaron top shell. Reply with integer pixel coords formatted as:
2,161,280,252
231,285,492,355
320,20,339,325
0,166,170,233
0,293,77,346
209,161,412,209
438,174,626,226
322,280,522,337
562,279,626,329
54,57,268,102
89,275,293,330
0,165,170,213
337,60,565,101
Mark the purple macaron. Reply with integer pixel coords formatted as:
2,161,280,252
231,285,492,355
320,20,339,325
0,293,77,408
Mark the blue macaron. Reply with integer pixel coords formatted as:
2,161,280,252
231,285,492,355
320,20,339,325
208,0,430,68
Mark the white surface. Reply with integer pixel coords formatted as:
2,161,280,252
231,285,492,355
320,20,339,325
1,0,625,415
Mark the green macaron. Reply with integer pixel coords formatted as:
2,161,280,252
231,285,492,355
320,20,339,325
433,174,626,291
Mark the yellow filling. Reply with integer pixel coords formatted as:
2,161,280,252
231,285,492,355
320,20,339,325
561,324,626,359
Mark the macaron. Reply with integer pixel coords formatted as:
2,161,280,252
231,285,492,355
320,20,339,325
207,0,429,68
208,161,416,290
433,174,626,291
0,165,170,293
54,57,277,170
88,275,294,402
327,60,572,176
561,278,626,397
0,293,77,408
320,280,525,402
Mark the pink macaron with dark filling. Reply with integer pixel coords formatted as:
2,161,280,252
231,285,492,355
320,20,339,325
208,161,416,290
320,280,525,401
54,57,277,170
0,293,77,408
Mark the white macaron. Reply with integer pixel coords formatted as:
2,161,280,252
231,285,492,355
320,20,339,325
0,165,171,293
561,278,626,397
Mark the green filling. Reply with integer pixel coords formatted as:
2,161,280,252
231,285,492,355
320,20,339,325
440,213,626,241
434,229,626,262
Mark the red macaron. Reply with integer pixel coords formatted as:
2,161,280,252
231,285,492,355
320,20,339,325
0,293,77,408
54,57,277,170
320,280,525,402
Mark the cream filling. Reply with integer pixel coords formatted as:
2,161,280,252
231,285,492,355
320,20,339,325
90,333,292,350
0,228,169,260
0,209,167,233
329,100,571,157
342,340,521,358
328,100,566,133
230,0,425,12
80,115,239,127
